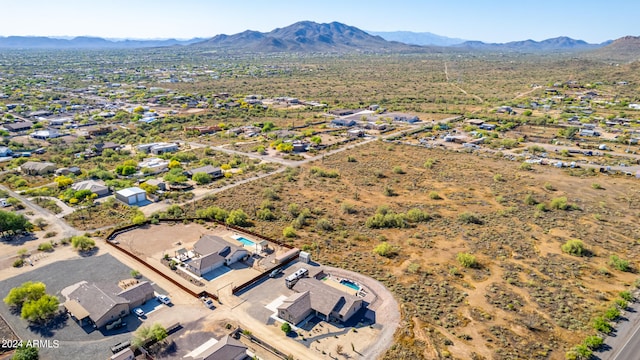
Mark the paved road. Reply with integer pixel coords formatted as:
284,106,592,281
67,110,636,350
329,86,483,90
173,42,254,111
0,184,80,239
598,296,640,360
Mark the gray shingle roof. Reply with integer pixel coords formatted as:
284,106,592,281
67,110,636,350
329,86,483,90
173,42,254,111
293,278,361,318
195,335,247,360
277,291,312,320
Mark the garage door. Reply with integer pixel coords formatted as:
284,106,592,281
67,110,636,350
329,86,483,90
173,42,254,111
136,193,146,202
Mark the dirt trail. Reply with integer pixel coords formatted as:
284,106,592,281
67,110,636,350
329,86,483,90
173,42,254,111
444,62,484,103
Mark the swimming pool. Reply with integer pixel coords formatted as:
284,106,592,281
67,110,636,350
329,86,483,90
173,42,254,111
236,237,256,247
340,279,361,291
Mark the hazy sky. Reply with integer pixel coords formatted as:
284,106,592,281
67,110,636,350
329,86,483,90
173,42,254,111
1,0,637,43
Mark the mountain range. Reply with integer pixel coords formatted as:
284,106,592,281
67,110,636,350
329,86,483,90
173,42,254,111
368,31,466,46
194,21,417,52
0,36,204,49
0,21,635,60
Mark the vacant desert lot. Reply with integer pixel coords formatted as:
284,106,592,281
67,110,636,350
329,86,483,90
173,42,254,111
192,140,640,359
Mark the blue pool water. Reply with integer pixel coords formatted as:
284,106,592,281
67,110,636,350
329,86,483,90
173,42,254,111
237,237,256,246
340,279,360,291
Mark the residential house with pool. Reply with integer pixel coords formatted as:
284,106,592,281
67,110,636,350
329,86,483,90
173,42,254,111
184,235,249,276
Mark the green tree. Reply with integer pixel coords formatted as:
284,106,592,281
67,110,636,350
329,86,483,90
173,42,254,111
21,294,59,323
192,172,212,185
0,210,33,236
54,175,73,188
3,281,46,308
71,235,95,252
151,323,168,342
226,209,249,227
12,344,39,360
281,322,292,334
310,135,322,145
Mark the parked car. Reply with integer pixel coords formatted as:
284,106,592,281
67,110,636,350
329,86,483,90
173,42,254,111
133,308,144,317
201,297,215,309
269,268,283,278
157,295,171,305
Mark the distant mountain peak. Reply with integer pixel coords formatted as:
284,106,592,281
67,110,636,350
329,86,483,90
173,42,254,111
368,30,467,46
194,21,416,53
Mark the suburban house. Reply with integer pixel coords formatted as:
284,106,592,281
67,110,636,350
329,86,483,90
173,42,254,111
188,335,248,360
185,165,223,179
185,235,248,277
478,123,497,131
115,187,147,205
278,277,364,325
142,178,166,191
331,119,356,127
71,180,110,197
20,161,56,175
94,142,122,154
31,127,61,140
184,125,221,135
138,158,169,175
64,281,155,328
328,109,357,117
347,129,365,138
3,121,33,132
149,143,179,155
136,142,178,155
384,112,420,123
55,167,82,176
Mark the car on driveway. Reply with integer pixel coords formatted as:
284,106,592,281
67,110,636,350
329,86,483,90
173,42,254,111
133,308,145,317
201,297,215,309
157,295,171,305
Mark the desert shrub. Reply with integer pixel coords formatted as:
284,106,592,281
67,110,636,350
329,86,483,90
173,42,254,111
550,197,579,210
604,306,620,321
591,183,603,190
373,242,397,258
341,203,356,214
71,236,95,251
392,166,405,174
366,212,408,229
263,188,280,201
544,182,555,191
619,290,633,302
424,158,436,169
561,239,585,257
37,242,53,252
519,162,532,171
13,258,24,267
257,208,276,221
582,335,603,350
592,316,612,334
458,212,482,225
382,186,396,197
44,231,57,238
429,191,442,200
609,255,631,272
310,167,339,178
524,194,537,205
226,209,250,227
283,226,297,238
456,252,478,268
406,208,431,223
493,174,504,182
315,218,333,231
536,203,548,212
